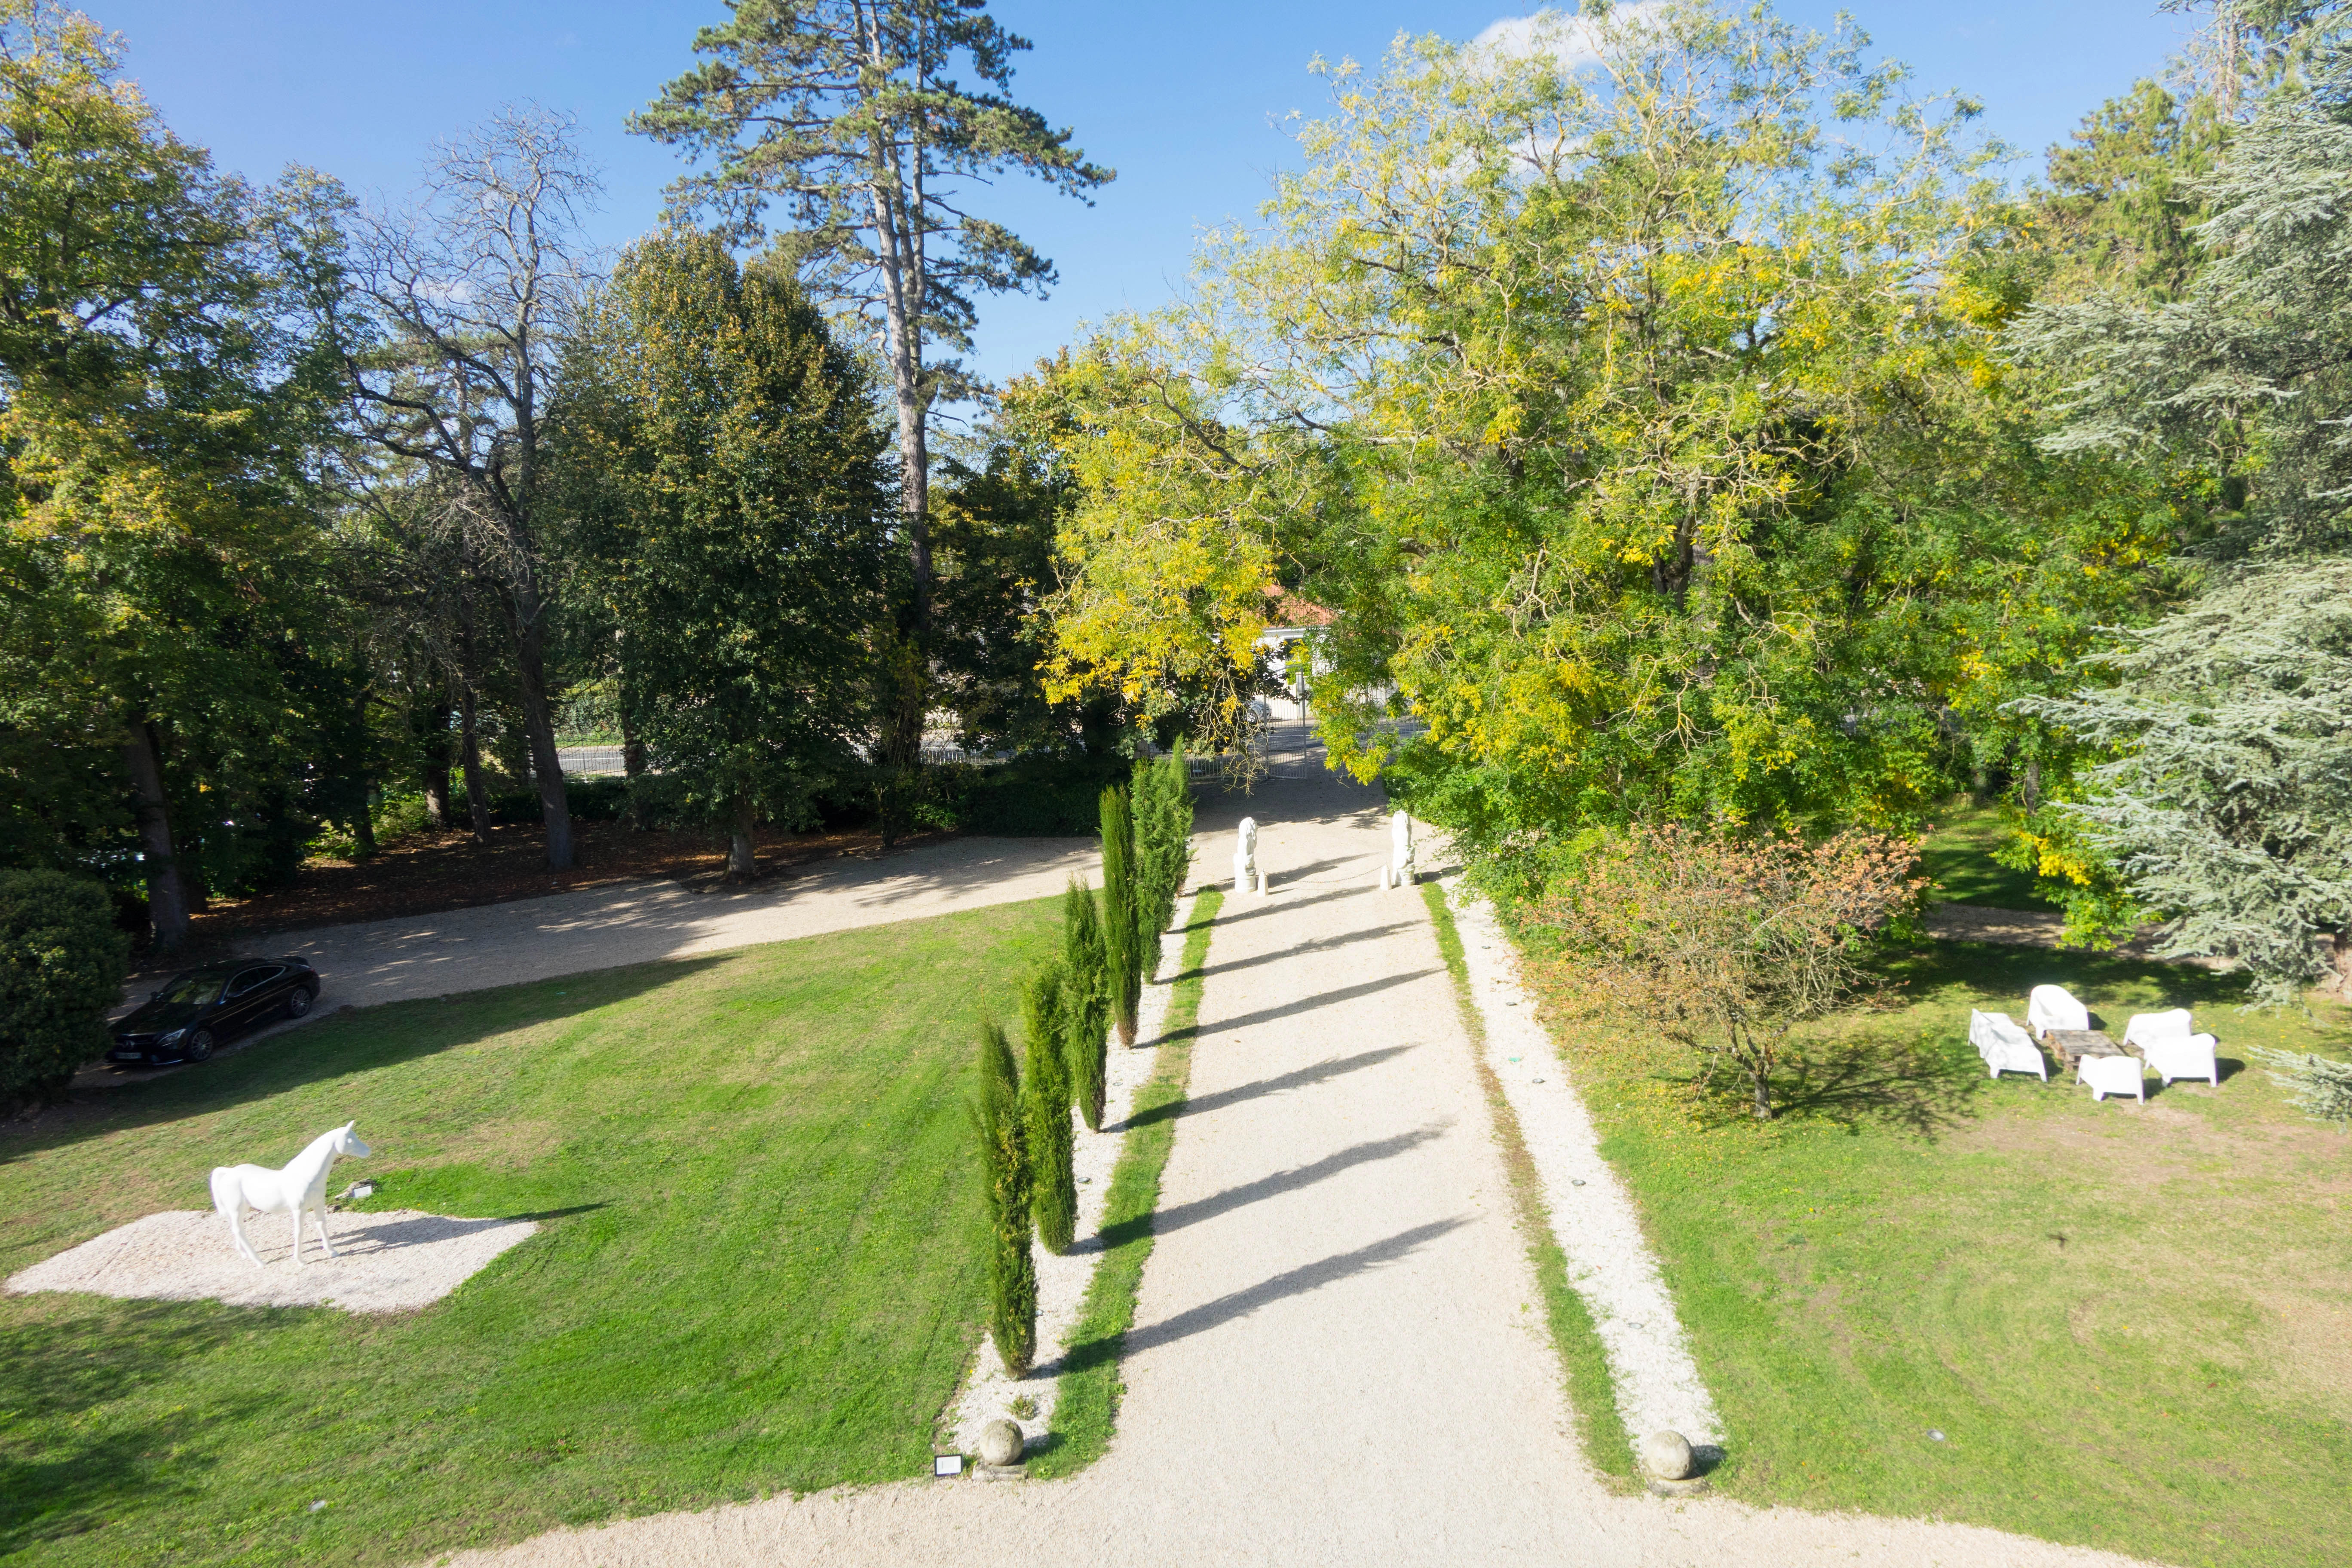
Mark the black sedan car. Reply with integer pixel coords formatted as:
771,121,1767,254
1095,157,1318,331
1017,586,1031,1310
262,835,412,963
110,958,322,1066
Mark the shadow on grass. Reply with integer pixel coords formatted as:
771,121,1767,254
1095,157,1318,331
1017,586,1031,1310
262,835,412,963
2,956,736,1168
1767,1034,1986,1136
0,1301,266,1554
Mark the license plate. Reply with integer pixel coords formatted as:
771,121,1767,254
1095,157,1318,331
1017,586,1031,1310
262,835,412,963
110,1051,142,1062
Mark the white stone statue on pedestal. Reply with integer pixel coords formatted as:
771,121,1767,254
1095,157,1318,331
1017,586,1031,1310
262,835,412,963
1385,809,1416,888
211,1121,372,1267
1234,818,1265,897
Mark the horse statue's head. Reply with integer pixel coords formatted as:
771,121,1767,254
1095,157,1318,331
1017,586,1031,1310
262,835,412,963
1238,817,1258,856
329,1121,372,1160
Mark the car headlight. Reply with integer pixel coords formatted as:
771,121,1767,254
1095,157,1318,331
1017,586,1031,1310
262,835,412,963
159,1028,185,1045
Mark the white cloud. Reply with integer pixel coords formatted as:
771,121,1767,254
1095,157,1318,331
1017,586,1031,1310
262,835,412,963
1467,4,1661,74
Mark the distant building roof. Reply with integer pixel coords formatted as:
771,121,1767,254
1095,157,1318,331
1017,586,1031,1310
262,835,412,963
1263,585,1335,628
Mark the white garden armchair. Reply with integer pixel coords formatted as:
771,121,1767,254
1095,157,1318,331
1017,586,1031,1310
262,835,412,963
2079,1054,2146,1103
1969,1011,2048,1081
2123,1009,2221,1088
2026,984,2090,1038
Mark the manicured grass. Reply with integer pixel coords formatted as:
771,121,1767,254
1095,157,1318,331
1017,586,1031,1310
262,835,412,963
1031,886,1221,1478
1525,936,2352,1568
1421,880,1636,1485
0,899,1061,1568
1920,797,2054,910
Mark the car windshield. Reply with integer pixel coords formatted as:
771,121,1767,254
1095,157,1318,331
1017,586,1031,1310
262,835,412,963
157,973,227,1007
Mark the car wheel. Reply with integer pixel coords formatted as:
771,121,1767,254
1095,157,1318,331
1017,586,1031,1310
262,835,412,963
286,986,314,1019
185,1029,216,1063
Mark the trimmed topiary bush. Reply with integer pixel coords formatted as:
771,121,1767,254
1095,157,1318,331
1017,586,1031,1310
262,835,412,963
1061,878,1110,1132
970,1021,1035,1375
1021,962,1077,1254
1099,784,1141,1047
0,870,131,1108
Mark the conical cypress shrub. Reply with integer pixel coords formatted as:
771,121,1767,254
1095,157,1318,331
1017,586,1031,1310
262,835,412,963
1100,784,1142,1047
1133,742,1194,969
1062,878,1110,1131
1021,962,1077,1254
970,1021,1035,1375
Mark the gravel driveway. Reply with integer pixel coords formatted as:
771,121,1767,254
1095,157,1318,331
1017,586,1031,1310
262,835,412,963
428,727,2161,1568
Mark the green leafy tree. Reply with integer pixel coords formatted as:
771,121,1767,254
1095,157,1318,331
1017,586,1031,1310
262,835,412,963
554,229,888,876
2013,62,2352,1000
325,109,600,871
634,0,1112,769
1041,3,2180,869
0,868,129,1106
2040,79,2230,303
1020,961,1075,1253
1,0,353,943
968,1020,1034,1374
1099,782,1140,1046
1060,877,1108,1130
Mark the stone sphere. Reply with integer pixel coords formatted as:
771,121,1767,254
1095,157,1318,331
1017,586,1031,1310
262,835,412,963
977,1418,1025,1467
1640,1430,1696,1481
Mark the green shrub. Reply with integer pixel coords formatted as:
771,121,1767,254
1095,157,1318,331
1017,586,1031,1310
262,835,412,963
1021,963,1077,1254
1061,879,1110,1132
969,1021,1035,1375
0,870,131,1106
1133,742,1195,974
1099,784,1141,1047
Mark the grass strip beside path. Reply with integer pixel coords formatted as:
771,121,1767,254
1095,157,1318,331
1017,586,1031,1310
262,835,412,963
1421,880,1637,1485
1032,886,1222,1478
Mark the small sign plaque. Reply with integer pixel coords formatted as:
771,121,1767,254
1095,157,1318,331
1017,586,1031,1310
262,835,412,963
933,1454,964,1478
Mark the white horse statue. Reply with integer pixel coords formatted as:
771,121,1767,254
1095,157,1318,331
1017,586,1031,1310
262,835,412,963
1233,818,1265,897
211,1121,372,1268
1385,810,1415,888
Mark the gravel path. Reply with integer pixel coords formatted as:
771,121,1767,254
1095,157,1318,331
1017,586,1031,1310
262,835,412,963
6,1209,536,1314
126,836,1102,1018
430,726,2164,1568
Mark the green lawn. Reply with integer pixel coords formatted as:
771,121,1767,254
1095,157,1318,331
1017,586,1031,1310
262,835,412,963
1528,941,2352,1568
0,898,1060,1568
1920,797,2055,910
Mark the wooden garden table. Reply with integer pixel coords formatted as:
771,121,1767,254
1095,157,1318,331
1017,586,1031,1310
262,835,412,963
2045,1029,2139,1071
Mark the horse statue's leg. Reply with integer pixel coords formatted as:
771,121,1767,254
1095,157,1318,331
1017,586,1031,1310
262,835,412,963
311,1198,338,1261
212,1168,264,1268
291,1200,306,1265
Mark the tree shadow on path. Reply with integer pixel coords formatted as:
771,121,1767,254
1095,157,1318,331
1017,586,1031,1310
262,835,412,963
1124,1044,1420,1131
1091,1125,1449,1252
1119,1218,1470,1355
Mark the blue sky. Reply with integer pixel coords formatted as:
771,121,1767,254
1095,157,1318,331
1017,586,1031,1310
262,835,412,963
100,1,2200,386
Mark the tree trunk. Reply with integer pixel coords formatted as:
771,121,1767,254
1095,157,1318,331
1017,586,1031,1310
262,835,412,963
457,685,491,845
422,700,454,829
2022,755,2043,814
879,190,931,773
2329,930,2352,1000
620,708,645,782
728,793,758,881
501,579,576,870
350,688,377,857
123,721,190,950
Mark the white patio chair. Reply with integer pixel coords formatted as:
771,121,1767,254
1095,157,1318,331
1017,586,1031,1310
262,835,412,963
1968,1010,2048,1081
2026,984,2090,1039
2078,1053,2146,1103
2123,1009,2221,1088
